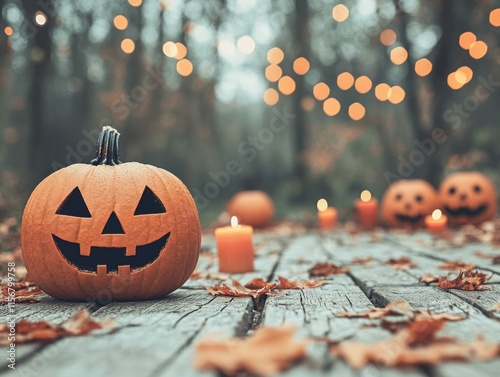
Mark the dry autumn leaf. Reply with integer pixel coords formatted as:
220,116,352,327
0,309,114,345
0,278,43,303
207,279,276,299
195,326,308,376
308,262,349,277
439,261,475,270
336,301,414,319
437,269,489,291
275,276,324,289
330,318,500,368
385,257,417,269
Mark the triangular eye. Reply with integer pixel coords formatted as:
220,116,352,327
134,186,166,215
56,187,91,218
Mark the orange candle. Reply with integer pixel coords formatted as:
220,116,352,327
355,190,378,228
425,209,447,233
215,216,254,273
317,199,337,230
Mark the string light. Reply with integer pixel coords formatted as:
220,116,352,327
447,72,463,90
337,72,354,90
390,46,408,65
177,59,193,76
265,64,283,82
415,58,432,77
128,0,143,7
4,27,13,36
489,9,500,27
380,29,397,46
332,4,349,22
459,32,476,50
113,15,128,30
267,47,284,64
456,66,473,84
293,57,310,75
387,86,405,104
313,82,330,101
121,39,135,54
162,41,177,57
278,76,296,95
354,76,372,94
469,41,488,59
34,11,47,26
175,42,187,59
263,88,279,106
348,102,365,120
375,83,390,101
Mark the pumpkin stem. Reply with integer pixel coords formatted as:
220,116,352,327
91,126,122,166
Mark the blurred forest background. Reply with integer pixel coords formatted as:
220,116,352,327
1,0,500,223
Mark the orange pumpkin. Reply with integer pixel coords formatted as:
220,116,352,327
381,179,438,228
438,172,497,226
21,127,200,301
227,191,274,228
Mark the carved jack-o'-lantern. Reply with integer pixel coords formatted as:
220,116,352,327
438,172,497,226
21,127,200,301
381,179,438,228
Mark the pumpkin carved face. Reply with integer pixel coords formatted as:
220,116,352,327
22,127,200,301
381,179,438,228
438,172,497,226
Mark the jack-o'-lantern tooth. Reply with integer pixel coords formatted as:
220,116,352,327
125,247,136,257
80,244,91,257
118,265,131,275
97,265,107,275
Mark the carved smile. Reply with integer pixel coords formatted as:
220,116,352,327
395,213,423,224
444,204,487,217
52,232,170,273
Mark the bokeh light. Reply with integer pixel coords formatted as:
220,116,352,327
265,64,283,82
34,11,47,26
267,47,284,64
459,32,476,50
177,59,193,76
387,86,405,104
375,83,390,101
163,41,177,57
293,57,310,75
456,66,473,84
4,27,13,36
301,97,315,112
390,46,408,65
313,82,330,101
128,0,143,7
317,199,328,212
278,76,296,95
354,76,372,94
113,15,128,30
380,29,397,46
332,4,349,22
263,88,279,106
447,72,463,90
348,102,365,120
415,58,433,77
469,41,488,59
337,72,354,90
175,42,187,59
323,98,341,116
237,36,255,54
490,9,500,27
360,190,372,202
121,39,135,54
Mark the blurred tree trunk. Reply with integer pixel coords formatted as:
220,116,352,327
22,0,54,189
291,0,309,201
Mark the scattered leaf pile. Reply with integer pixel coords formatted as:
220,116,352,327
0,309,114,345
437,269,489,291
0,277,43,303
308,262,349,277
195,326,308,376
385,257,417,270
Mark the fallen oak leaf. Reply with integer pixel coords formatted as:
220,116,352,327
195,325,309,376
207,279,276,299
385,257,417,270
308,262,348,277
439,261,475,270
437,269,489,291
0,309,114,345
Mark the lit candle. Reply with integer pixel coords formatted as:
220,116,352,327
317,199,337,230
425,209,447,233
355,190,378,229
215,216,254,273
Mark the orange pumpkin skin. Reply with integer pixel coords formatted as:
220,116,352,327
227,191,274,228
21,128,200,301
439,172,497,226
381,179,438,228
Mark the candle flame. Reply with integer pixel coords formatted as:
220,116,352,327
360,190,371,202
431,209,442,221
317,198,328,212
231,216,238,227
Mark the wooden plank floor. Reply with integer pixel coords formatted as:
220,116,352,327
2,230,500,377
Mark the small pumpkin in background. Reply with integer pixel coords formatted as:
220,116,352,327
381,179,438,228
438,172,497,226
22,126,201,301
227,191,274,228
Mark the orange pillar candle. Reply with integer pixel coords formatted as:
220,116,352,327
355,190,378,228
317,199,338,230
215,216,254,273
425,209,447,233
